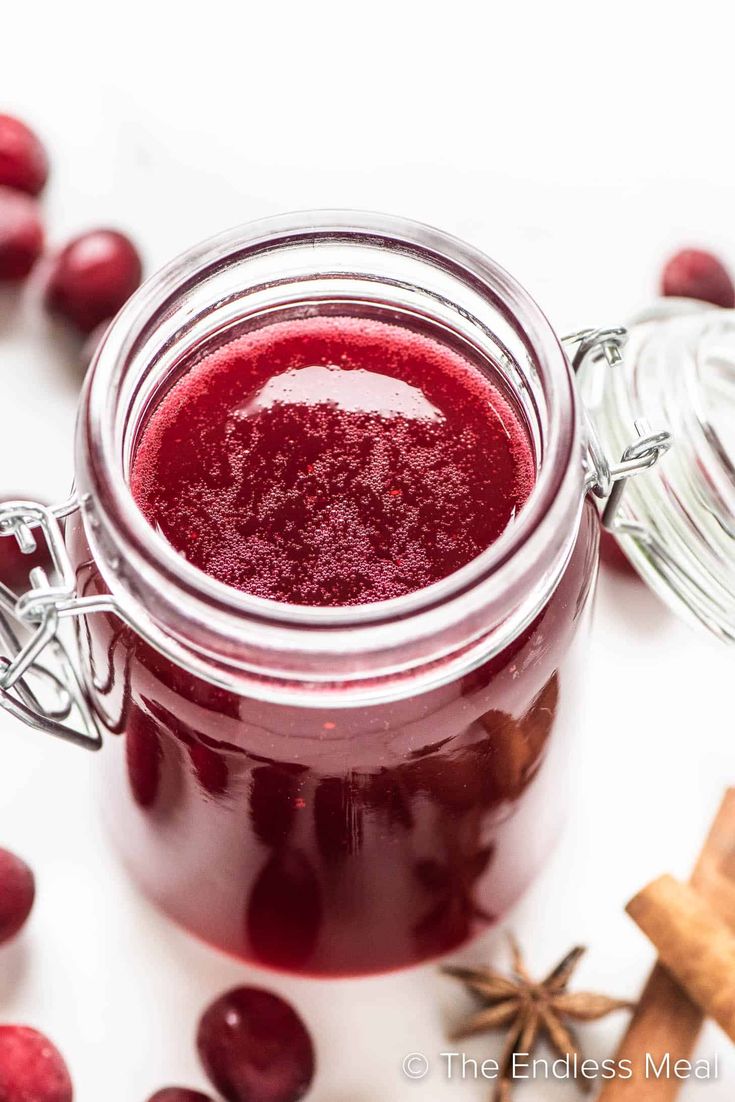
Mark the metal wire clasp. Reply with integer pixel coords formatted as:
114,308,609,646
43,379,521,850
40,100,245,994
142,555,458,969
0,496,102,750
563,327,672,530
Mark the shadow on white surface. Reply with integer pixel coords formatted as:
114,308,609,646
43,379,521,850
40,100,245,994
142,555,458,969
0,287,23,335
0,937,30,1004
597,565,673,640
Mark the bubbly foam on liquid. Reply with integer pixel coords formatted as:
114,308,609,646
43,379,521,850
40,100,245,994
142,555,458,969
130,316,535,606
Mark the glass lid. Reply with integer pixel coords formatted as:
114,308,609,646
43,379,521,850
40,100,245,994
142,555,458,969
579,299,735,643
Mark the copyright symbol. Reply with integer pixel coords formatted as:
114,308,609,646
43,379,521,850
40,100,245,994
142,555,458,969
403,1052,429,1079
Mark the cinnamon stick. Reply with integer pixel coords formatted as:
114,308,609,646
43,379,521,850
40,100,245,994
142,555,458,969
626,875,735,1040
597,788,735,1102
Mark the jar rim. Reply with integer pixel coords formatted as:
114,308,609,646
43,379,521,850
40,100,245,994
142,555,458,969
78,210,584,697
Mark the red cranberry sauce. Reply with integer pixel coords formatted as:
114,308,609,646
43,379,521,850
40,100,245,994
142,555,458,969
130,316,534,605
71,312,598,976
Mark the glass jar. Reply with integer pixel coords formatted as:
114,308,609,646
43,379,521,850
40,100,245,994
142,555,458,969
0,212,673,977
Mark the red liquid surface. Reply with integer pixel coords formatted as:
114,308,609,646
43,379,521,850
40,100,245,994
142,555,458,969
71,314,598,976
130,316,535,605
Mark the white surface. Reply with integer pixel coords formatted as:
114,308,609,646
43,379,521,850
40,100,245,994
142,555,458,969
2,3,735,1098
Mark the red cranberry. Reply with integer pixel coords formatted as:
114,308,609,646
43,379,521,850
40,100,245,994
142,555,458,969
0,498,53,594
0,1026,72,1102
0,186,43,281
0,115,48,196
45,229,142,333
0,848,35,945
148,1091,215,1102
661,248,735,308
197,987,315,1102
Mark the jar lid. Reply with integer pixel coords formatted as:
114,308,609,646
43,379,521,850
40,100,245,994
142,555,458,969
579,300,735,643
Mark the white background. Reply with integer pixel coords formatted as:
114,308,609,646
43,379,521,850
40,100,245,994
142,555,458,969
2,2,734,1098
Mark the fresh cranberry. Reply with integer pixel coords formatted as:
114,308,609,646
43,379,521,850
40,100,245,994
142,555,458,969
0,186,43,281
197,987,315,1102
0,498,53,594
0,848,35,945
148,1091,215,1102
44,229,142,333
0,115,48,196
0,1026,72,1102
661,248,735,308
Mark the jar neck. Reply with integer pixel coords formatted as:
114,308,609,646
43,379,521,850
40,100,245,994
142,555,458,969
76,211,583,704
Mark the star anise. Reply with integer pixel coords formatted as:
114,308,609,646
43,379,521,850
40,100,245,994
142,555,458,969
444,935,634,1101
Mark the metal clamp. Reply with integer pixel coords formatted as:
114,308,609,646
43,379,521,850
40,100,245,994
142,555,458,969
563,327,672,530
0,496,102,750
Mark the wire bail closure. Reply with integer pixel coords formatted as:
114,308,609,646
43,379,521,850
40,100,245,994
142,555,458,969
0,497,101,750
563,327,673,530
